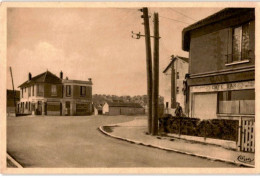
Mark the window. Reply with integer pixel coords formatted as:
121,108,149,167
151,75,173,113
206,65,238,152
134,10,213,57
25,87,26,92
218,89,255,115
176,72,180,79
51,85,57,96
80,86,86,97
176,87,179,94
230,23,250,63
28,87,31,97
37,84,44,96
21,88,23,98
66,85,71,97
32,86,34,96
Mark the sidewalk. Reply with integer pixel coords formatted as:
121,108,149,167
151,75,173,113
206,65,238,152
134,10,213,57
99,117,255,167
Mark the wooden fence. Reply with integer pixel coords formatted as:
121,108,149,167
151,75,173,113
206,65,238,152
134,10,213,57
239,117,255,152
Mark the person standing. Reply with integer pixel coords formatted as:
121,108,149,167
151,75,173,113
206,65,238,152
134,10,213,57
175,102,183,117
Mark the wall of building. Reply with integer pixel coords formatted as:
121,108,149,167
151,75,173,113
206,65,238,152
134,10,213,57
189,20,255,75
163,58,189,115
120,107,145,115
44,83,63,98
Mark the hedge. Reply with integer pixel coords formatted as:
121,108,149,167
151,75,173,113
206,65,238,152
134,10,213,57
159,115,239,142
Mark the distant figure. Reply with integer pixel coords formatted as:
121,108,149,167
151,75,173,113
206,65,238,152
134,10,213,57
175,102,183,117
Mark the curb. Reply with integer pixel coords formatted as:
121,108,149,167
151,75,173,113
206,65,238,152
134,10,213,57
7,153,23,168
98,125,254,168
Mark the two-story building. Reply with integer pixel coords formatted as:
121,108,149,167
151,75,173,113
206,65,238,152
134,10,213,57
61,78,92,116
17,70,92,116
182,8,255,152
182,8,255,120
163,55,189,115
18,71,63,115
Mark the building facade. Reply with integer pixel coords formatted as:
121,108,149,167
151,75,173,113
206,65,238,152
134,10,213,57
7,90,20,116
182,8,255,120
103,101,145,115
17,70,92,116
182,8,255,151
163,55,189,116
61,79,92,116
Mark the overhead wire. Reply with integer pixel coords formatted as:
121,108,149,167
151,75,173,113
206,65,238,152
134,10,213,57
169,8,197,22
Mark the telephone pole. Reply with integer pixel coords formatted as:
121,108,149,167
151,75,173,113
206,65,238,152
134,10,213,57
9,67,17,115
141,7,153,134
152,12,159,135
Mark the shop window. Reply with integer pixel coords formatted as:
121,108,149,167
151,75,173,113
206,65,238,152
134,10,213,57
51,85,57,96
66,85,71,97
80,86,86,97
218,89,255,115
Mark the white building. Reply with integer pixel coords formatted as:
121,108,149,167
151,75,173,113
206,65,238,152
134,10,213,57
162,55,189,116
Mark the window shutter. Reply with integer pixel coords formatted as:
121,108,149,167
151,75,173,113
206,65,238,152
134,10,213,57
226,28,233,63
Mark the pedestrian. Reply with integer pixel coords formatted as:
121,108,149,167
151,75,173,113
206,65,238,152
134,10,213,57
175,102,183,117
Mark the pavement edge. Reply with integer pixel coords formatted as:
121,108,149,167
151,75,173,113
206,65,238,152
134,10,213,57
7,153,23,168
98,125,254,168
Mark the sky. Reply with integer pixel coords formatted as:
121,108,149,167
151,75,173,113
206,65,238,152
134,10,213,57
7,7,223,96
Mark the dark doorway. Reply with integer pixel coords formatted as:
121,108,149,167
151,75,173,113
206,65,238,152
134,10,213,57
65,101,70,116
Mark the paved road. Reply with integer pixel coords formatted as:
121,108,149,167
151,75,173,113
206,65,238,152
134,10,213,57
7,115,237,167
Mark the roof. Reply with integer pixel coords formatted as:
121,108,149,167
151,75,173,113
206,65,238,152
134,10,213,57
62,79,92,85
18,70,62,88
163,56,189,73
182,8,255,51
106,101,143,108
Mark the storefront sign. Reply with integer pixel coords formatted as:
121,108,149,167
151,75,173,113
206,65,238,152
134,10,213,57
190,81,254,93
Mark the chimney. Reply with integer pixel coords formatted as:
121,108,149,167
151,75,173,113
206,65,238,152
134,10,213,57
88,78,92,82
28,73,32,81
60,71,63,79
66,77,68,80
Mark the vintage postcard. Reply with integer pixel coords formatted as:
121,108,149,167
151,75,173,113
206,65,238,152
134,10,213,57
0,1,259,174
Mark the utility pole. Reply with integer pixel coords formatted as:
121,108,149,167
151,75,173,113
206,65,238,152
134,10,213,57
9,67,17,115
152,12,159,135
141,7,153,134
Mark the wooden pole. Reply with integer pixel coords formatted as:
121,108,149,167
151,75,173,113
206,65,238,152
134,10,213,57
141,7,153,134
9,67,17,115
152,12,159,135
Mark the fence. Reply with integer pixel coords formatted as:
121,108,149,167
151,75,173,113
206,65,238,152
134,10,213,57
239,117,255,152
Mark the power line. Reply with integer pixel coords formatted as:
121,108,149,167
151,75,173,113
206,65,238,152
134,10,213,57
148,10,191,25
170,8,197,21
158,15,191,25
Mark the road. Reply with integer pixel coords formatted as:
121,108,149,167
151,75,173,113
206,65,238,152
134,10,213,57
7,115,237,167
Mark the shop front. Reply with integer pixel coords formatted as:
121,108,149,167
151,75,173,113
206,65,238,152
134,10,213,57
189,80,255,152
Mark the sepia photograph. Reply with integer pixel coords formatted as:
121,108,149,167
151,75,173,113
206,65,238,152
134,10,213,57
0,1,259,174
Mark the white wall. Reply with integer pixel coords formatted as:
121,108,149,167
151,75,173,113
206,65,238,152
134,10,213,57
162,57,189,115
103,103,109,114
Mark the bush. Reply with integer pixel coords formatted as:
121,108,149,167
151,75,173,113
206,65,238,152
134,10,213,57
159,116,238,142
